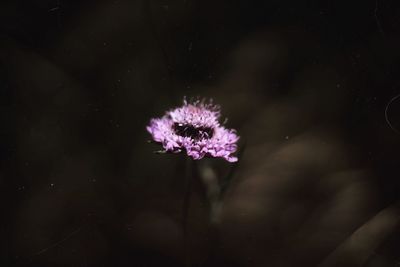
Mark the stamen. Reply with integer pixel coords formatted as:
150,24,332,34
173,123,214,140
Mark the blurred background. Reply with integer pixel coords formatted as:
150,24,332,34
1,0,400,266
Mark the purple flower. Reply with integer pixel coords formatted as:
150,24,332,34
147,98,239,162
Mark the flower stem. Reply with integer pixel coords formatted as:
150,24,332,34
182,158,194,267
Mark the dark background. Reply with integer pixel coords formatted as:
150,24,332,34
1,0,400,266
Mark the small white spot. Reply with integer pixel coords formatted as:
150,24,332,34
285,135,289,140
49,6,60,12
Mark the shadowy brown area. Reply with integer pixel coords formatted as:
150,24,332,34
1,0,400,266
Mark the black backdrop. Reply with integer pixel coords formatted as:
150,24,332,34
1,0,400,266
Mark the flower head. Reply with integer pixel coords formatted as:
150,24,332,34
147,98,239,162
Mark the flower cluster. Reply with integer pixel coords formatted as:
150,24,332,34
147,99,239,162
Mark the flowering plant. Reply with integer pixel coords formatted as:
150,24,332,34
147,98,239,162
